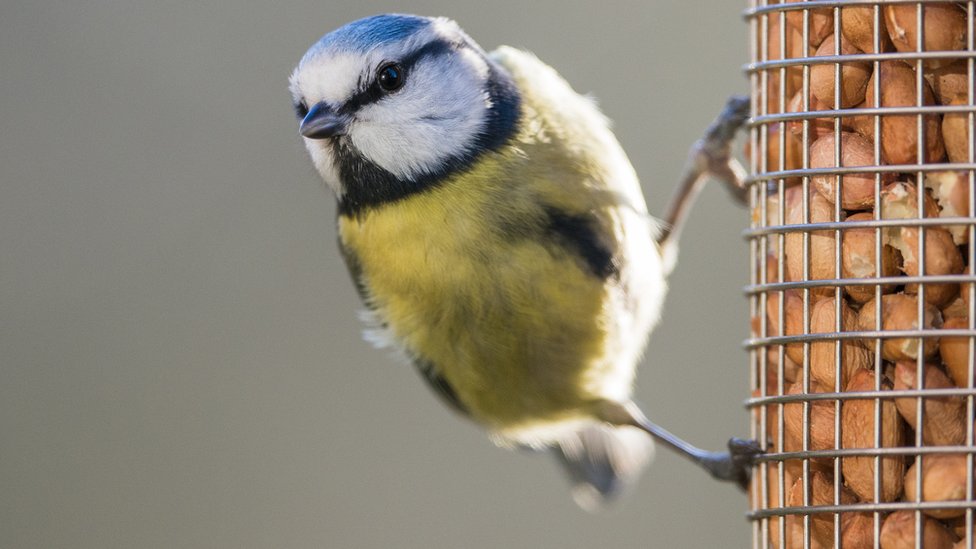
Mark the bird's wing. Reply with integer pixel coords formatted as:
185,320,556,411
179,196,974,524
488,46,651,217
413,357,470,417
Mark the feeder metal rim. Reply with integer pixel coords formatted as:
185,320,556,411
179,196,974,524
757,446,976,462
744,0,965,20
744,273,976,295
747,162,976,183
747,387,976,407
745,328,976,349
749,500,976,521
744,217,976,239
747,50,976,74
751,104,976,127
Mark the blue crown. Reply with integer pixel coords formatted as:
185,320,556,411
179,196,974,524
311,14,434,55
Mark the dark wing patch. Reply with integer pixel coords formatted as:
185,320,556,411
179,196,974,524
337,233,372,303
414,357,469,417
543,207,618,279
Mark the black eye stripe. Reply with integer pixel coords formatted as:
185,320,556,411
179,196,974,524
293,101,309,120
339,38,458,114
397,38,456,71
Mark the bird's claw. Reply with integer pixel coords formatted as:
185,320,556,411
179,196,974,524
695,95,750,206
706,95,750,148
698,436,763,491
727,437,763,491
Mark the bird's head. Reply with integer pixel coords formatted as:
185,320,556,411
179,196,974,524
289,14,520,213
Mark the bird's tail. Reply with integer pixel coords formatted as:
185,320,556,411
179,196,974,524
552,423,654,511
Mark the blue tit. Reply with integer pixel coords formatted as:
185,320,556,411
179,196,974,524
289,13,757,508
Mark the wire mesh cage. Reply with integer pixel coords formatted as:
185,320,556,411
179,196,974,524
745,1,976,547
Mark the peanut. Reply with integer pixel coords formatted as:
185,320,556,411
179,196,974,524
880,509,959,549
893,362,966,446
841,369,906,502
904,453,970,519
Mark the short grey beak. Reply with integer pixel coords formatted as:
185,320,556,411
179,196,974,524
300,102,347,139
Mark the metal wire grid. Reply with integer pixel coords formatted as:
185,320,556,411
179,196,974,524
745,1,976,548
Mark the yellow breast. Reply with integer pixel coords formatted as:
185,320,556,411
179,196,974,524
339,150,616,430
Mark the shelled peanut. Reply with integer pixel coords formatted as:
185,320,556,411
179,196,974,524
904,453,971,520
752,3,975,169
786,470,873,548
880,510,959,549
752,3,976,547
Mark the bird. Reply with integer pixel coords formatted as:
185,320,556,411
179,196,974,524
289,13,758,508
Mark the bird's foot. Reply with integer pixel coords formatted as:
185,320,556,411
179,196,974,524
655,95,751,250
698,437,763,491
693,95,750,205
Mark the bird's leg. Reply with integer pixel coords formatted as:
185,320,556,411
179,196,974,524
600,401,762,491
655,95,750,253
633,97,760,488
641,420,761,491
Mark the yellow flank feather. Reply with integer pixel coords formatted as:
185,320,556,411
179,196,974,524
338,47,662,442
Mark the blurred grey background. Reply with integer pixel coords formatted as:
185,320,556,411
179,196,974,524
1,1,751,548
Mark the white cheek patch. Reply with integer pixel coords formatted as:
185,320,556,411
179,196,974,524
291,52,363,107
350,51,491,180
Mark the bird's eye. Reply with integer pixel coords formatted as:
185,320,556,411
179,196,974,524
376,63,404,92
293,100,309,120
